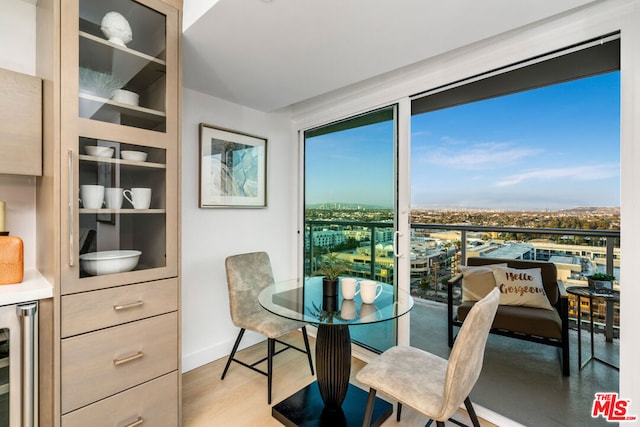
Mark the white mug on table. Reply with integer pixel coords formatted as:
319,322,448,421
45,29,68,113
341,278,359,300
124,187,152,209
360,280,383,304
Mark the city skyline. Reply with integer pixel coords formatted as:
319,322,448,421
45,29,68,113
305,71,620,211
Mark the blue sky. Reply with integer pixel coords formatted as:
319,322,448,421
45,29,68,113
305,120,395,207
306,71,620,210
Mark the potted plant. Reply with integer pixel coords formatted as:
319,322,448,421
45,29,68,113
313,251,350,298
587,272,616,291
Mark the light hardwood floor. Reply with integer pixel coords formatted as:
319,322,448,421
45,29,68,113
182,332,497,426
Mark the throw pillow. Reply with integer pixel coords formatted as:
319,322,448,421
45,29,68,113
491,265,553,310
458,264,506,302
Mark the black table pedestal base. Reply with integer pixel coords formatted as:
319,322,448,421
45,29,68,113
272,382,392,427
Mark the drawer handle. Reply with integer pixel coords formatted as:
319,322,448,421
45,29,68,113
124,416,144,427
113,300,144,311
113,352,144,366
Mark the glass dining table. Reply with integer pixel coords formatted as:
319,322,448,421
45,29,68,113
258,276,414,426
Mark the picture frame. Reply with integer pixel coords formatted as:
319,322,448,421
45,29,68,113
199,123,267,208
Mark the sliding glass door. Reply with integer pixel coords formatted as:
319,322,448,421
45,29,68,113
303,105,398,352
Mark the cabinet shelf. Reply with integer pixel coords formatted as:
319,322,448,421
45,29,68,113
79,92,165,118
79,31,166,97
78,154,166,169
80,31,166,66
79,209,166,214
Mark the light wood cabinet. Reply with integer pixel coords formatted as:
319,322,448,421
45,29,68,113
36,0,182,425
60,278,178,337
61,372,178,426
61,312,178,413
0,68,42,176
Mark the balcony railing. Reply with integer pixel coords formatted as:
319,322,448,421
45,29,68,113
412,223,620,276
306,219,621,332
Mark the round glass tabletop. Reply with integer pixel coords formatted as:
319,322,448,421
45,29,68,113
258,276,414,326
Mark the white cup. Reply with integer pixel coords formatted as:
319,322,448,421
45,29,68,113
360,280,383,304
104,187,124,209
80,185,104,209
340,300,357,320
341,278,359,300
123,188,152,209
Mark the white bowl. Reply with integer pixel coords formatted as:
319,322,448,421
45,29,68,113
85,146,114,158
111,89,139,106
121,150,148,162
79,250,141,275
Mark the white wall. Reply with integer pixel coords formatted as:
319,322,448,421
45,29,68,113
291,0,640,418
180,88,297,371
0,0,38,269
0,0,36,75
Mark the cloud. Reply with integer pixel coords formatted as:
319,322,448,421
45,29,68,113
417,141,541,170
495,163,619,187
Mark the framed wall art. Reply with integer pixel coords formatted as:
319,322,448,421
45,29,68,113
199,123,267,208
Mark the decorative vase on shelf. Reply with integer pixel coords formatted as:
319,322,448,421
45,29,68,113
101,11,133,47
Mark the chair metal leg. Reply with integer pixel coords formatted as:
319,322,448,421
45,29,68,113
301,326,315,375
221,328,245,380
436,422,446,427
362,388,377,427
464,396,481,427
397,402,402,421
268,338,275,404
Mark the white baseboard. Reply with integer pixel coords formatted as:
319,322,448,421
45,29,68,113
182,330,265,373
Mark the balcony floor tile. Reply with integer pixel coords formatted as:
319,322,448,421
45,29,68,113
410,298,619,427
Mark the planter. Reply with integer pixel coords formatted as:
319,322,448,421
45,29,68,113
322,277,338,312
322,277,338,297
588,278,613,291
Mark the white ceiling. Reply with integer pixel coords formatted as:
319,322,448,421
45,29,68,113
182,0,596,112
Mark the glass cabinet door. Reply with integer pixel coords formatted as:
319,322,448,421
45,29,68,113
78,0,167,132
77,138,167,278
59,0,178,294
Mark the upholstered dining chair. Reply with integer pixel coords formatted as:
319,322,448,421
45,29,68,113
357,287,500,427
221,251,315,404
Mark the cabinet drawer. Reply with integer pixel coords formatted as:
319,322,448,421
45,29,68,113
61,278,178,337
62,371,178,427
61,312,178,414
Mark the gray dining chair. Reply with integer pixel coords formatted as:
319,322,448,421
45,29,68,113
357,287,500,427
221,251,314,404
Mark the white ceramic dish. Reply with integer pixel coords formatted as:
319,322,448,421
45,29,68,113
121,150,148,162
79,250,141,275
85,146,114,158
111,89,139,106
